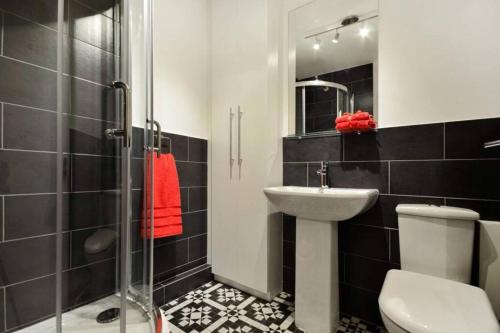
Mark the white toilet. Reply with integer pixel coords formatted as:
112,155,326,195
379,204,500,333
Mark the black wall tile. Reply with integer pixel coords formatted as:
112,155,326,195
339,223,390,261
390,230,400,264
153,257,207,284
164,133,188,161
390,160,500,199
282,214,296,242
283,136,341,162
345,254,398,293
344,124,444,161
70,227,116,268
3,13,57,69
4,194,56,240
0,57,56,110
0,0,58,29
189,187,207,211
0,150,56,194
3,104,56,151
131,158,144,190
183,211,207,238
188,137,208,162
340,283,382,325
76,0,116,20
64,115,119,155
329,162,389,193
153,240,189,276
153,286,165,308
307,162,322,187
162,266,212,304
71,155,119,192
0,235,56,286
445,198,500,221
64,37,115,85
346,194,444,229
445,117,500,159
69,77,117,122
65,191,119,230
189,234,207,262
283,241,295,269
69,0,115,53
283,163,307,186
177,162,207,187
5,275,56,330
0,288,4,333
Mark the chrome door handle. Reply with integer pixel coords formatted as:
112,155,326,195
107,81,131,148
152,120,162,157
237,106,243,166
230,108,235,166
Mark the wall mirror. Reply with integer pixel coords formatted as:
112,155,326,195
289,0,378,136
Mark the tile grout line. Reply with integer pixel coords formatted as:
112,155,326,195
443,123,446,159
388,161,391,194
1,11,3,56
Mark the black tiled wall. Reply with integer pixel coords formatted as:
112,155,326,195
282,118,500,325
298,63,373,133
130,128,211,307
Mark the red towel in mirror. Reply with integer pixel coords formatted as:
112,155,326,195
141,153,183,238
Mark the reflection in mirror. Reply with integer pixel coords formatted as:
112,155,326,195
290,0,378,136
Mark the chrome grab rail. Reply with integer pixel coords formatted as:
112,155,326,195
106,81,131,148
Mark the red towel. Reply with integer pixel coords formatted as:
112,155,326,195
352,111,371,121
335,113,352,124
141,153,183,238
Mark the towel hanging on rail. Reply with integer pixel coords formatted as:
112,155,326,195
141,153,183,238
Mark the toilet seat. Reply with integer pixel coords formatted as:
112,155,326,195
379,270,500,333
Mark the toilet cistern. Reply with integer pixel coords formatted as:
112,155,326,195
316,161,329,188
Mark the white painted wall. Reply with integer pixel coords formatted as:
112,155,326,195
378,0,500,127
152,0,210,139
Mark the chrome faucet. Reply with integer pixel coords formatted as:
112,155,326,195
316,161,329,189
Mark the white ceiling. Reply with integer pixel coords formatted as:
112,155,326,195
291,0,379,79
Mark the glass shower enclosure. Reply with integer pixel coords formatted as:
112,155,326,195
0,0,160,332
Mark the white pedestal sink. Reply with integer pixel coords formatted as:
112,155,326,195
264,186,379,333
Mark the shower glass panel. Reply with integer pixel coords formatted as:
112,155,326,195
0,0,157,332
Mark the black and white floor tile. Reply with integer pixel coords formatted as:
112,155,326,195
161,281,387,333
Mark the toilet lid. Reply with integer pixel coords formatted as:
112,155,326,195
379,270,500,333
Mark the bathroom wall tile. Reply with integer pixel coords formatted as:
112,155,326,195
283,163,307,186
5,274,56,330
283,136,341,162
346,194,444,229
160,132,188,161
132,127,145,158
332,63,373,84
153,286,165,308
177,162,207,187
0,198,3,241
0,288,4,333
0,57,56,111
76,0,116,20
339,283,382,325
390,229,400,264
68,76,117,122
339,223,390,261
0,0,58,29
69,0,115,53
189,187,207,211
153,257,208,285
183,211,207,238
445,117,500,159
153,239,189,276
345,254,398,294
0,235,56,286
307,162,322,187
329,161,389,193
282,214,296,242
71,155,119,192
65,191,119,231
350,79,373,97
180,187,189,213
0,150,57,194
63,37,115,85
62,258,117,309
188,137,208,162
353,93,374,114
163,265,212,304
445,198,500,221
3,104,56,151
64,115,119,156
283,241,295,269
131,158,144,190
189,234,207,262
3,13,57,69
4,194,56,240
390,160,500,200
344,123,444,161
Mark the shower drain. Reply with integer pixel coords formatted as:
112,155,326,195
96,308,120,324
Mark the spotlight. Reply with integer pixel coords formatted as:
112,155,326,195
359,26,369,38
332,30,340,44
313,37,321,50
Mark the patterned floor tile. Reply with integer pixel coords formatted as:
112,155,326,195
161,281,386,333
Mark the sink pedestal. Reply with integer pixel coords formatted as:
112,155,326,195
295,218,339,333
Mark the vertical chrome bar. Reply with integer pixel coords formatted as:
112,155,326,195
55,0,64,332
336,88,340,116
120,1,131,332
237,106,243,166
229,107,234,178
301,87,306,134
